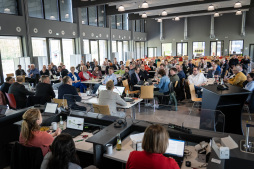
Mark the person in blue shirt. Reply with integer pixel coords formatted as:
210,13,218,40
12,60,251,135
92,67,118,94
175,64,186,80
29,64,40,79
68,66,87,93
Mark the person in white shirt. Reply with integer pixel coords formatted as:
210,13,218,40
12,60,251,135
188,66,207,98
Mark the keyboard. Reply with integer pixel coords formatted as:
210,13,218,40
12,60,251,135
61,128,83,138
173,156,184,168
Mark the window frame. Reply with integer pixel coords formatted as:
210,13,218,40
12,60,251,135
176,42,188,56
229,40,244,55
192,41,205,58
161,42,173,57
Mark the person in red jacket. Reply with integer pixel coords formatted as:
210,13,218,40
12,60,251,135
78,65,96,81
126,124,180,169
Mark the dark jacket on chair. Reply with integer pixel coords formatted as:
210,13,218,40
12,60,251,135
130,73,141,86
8,82,34,109
0,82,11,104
35,83,55,103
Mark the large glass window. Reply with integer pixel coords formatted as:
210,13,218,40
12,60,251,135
118,41,123,61
49,39,61,66
123,41,129,62
123,14,128,30
136,20,141,32
141,42,145,58
0,36,22,79
141,20,145,33
117,14,122,30
88,6,97,26
210,41,224,56
148,47,157,58
90,40,99,61
44,0,59,20
177,42,188,56
111,15,116,29
136,42,141,59
63,39,75,70
99,40,107,65
98,5,105,27
28,0,43,18
60,0,73,22
32,38,47,56
229,40,243,55
162,43,172,56
81,8,88,25
83,39,90,54
193,42,205,58
0,0,18,15
112,41,117,53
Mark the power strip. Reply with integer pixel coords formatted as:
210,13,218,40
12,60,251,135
168,124,192,134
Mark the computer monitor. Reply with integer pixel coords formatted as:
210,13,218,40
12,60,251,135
66,116,84,131
44,103,58,114
165,139,185,157
96,85,125,96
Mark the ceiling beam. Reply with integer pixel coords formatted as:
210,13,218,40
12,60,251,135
128,5,252,20
106,0,232,15
72,0,132,8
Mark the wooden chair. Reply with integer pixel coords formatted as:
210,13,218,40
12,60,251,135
52,98,68,108
157,61,162,68
140,85,155,112
92,104,111,116
189,84,202,112
5,93,17,109
122,80,140,95
6,73,14,77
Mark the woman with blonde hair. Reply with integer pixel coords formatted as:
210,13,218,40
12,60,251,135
19,108,61,156
126,124,180,169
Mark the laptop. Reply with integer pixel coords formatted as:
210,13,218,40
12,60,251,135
42,103,58,117
164,139,185,167
61,116,84,138
0,105,7,118
96,85,125,96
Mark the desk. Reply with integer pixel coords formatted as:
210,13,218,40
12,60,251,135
74,132,94,154
81,97,143,119
81,80,102,93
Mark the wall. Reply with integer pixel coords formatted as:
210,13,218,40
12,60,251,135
146,9,254,58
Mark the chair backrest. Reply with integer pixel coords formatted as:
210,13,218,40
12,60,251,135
5,93,16,109
189,84,198,101
92,104,111,115
0,91,7,105
122,79,130,93
53,98,68,108
174,81,179,88
140,85,154,99
6,73,14,77
11,142,43,169
157,61,162,68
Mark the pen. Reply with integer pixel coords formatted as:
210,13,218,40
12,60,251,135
75,139,84,142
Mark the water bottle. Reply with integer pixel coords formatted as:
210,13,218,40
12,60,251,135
59,116,64,130
126,90,129,98
116,134,122,151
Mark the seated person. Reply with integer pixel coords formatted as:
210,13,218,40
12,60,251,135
8,76,35,109
19,108,61,156
98,81,127,118
0,77,15,103
139,64,148,81
78,65,95,82
130,67,142,86
28,64,40,84
122,66,130,81
68,66,87,93
175,64,186,80
155,63,169,77
182,61,190,77
40,133,81,169
188,67,207,98
48,64,56,79
56,66,68,78
58,76,86,111
169,67,180,84
92,66,103,78
221,59,229,78
224,65,247,87
115,65,125,75
198,58,207,70
207,64,221,78
76,60,85,73
126,124,180,169
40,65,49,76
113,61,120,70
245,73,254,103
35,75,55,103
129,64,135,77
92,67,117,94
15,65,26,76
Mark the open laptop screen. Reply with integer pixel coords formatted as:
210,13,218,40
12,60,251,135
44,103,58,114
66,116,84,131
165,139,185,157
96,85,125,96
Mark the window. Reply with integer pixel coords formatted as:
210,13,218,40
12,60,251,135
148,47,157,58
83,39,90,54
117,41,123,61
229,40,243,55
44,0,59,20
112,41,117,53
193,42,205,57
60,0,73,22
136,42,141,59
32,38,47,56
141,20,145,33
62,39,75,70
136,20,141,32
90,40,99,61
0,36,22,80
111,15,116,29
81,8,88,25
0,0,18,15
176,42,188,56
99,40,107,65
210,41,223,56
123,14,128,30
49,39,61,66
123,41,129,62
98,5,105,27
162,43,172,56
28,0,43,18
88,6,97,26
141,42,145,58
117,14,122,30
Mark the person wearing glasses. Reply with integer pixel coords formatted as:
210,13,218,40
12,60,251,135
224,65,247,87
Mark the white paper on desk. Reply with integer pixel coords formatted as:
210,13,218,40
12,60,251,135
130,133,144,142
221,135,238,149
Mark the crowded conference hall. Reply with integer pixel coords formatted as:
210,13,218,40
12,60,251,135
1,0,254,169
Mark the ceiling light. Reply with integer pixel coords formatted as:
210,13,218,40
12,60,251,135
157,19,162,22
118,5,125,12
141,13,147,18
50,15,56,20
175,17,180,21
214,12,220,17
161,10,167,16
4,8,10,13
234,2,242,8
208,5,215,11
65,13,69,18
236,10,242,15
141,1,149,8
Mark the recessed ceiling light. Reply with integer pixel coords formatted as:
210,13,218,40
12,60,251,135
208,5,215,11
162,10,167,16
175,17,180,21
118,5,125,12
236,10,242,15
157,19,162,22
234,2,242,8
141,1,149,8
214,12,220,17
142,13,147,18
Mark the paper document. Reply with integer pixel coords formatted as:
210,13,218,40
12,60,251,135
221,135,238,149
130,133,144,142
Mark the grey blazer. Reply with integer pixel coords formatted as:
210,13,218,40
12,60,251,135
98,90,127,117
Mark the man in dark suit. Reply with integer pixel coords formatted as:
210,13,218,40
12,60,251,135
48,64,56,79
131,67,141,86
40,65,49,76
139,64,148,81
8,76,34,109
56,66,68,78
35,75,55,103
58,76,86,111
0,77,15,103
15,65,26,76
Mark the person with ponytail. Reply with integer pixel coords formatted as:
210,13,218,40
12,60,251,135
19,108,61,156
40,133,81,169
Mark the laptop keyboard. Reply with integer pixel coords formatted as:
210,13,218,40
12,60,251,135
62,128,83,138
